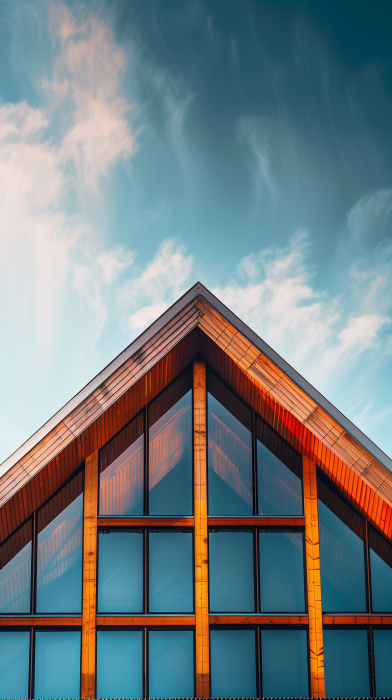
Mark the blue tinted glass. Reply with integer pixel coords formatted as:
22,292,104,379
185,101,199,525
370,547,392,612
261,629,308,698
210,629,256,698
98,531,143,613
149,630,194,699
209,531,254,612
324,629,370,698
0,631,30,700
36,493,83,613
149,391,192,515
319,499,366,611
208,394,252,515
257,440,302,515
0,542,31,613
149,532,193,612
259,531,305,612
34,631,81,699
96,630,143,699
374,630,392,697
100,435,144,516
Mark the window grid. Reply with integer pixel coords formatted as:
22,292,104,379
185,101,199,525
1,360,392,699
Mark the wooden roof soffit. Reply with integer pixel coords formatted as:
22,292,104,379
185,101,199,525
0,293,391,542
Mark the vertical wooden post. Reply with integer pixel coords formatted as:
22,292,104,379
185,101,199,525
303,456,325,699
81,450,98,699
194,360,210,698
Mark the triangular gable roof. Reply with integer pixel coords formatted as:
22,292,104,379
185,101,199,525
1,282,392,540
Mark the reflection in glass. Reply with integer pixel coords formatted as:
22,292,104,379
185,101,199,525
324,629,370,698
369,527,392,612
257,418,302,515
98,532,143,613
208,393,252,515
374,629,392,697
209,531,254,612
149,390,192,515
99,415,144,516
0,521,32,613
318,491,366,612
35,631,81,699
0,631,30,700
149,532,193,612
210,629,256,698
259,531,305,612
149,630,194,699
36,492,83,613
96,630,143,699
261,630,308,698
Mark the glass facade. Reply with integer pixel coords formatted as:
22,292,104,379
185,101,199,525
261,629,308,698
0,631,30,700
149,531,193,612
210,629,256,698
259,531,305,612
209,530,254,612
97,531,143,612
34,631,81,699
3,360,392,700
318,478,366,612
96,630,143,699
149,630,194,699
324,629,370,698
36,476,83,614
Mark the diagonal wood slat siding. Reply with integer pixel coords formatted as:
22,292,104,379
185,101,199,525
1,295,391,543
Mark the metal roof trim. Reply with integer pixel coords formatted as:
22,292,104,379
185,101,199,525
1,281,391,478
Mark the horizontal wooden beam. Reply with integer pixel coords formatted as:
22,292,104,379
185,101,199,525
96,616,195,626
323,615,392,625
208,516,305,527
0,617,82,626
97,517,194,528
209,615,309,625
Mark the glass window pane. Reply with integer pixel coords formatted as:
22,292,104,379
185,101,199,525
318,479,366,612
208,378,253,516
149,630,194,699
36,474,83,613
259,531,305,612
209,531,254,612
257,418,303,515
261,629,308,698
0,520,32,613
370,527,392,612
149,532,193,612
98,531,143,613
99,414,144,516
34,631,81,699
149,374,193,516
374,629,392,697
210,629,256,698
0,631,30,700
96,630,143,699
324,629,370,698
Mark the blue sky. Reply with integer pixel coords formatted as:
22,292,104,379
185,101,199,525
1,0,392,465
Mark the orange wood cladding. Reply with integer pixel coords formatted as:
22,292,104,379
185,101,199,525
0,616,82,626
194,360,210,699
81,450,98,700
97,517,194,528
209,615,309,625
96,616,196,626
198,330,392,540
208,516,305,527
323,615,392,625
303,457,325,699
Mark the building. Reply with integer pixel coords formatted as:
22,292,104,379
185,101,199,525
0,282,392,699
